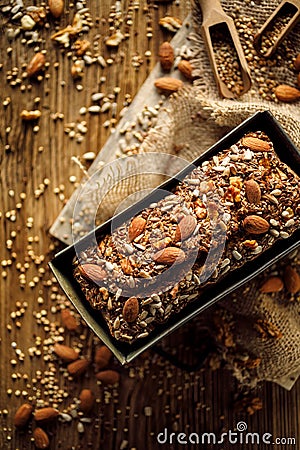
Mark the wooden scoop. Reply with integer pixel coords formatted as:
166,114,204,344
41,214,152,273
253,0,300,58
198,0,251,98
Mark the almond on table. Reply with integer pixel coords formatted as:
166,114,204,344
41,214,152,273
33,428,50,449
34,407,59,423
67,358,89,377
14,403,34,428
61,308,79,331
96,370,120,386
53,343,79,362
79,389,95,414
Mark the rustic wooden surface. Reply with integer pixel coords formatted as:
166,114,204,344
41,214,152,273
0,1,299,449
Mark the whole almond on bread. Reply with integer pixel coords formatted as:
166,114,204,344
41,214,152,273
153,247,185,265
245,179,261,204
243,215,270,234
78,264,106,283
33,427,50,449
241,137,271,152
14,403,34,428
128,217,146,241
174,215,197,242
122,296,139,322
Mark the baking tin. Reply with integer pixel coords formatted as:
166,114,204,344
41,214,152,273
49,111,300,364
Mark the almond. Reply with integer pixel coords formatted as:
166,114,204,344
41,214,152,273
61,308,79,331
14,403,34,428
294,54,300,71
128,217,146,241
27,52,46,78
94,345,112,369
34,407,59,424
178,60,193,80
284,265,300,294
96,370,120,385
33,427,50,449
94,356,109,370
67,358,89,377
274,84,300,102
243,215,270,234
95,345,113,363
154,77,183,94
122,296,139,322
241,137,271,152
153,247,185,265
245,179,261,204
78,263,106,283
158,41,174,71
53,343,79,362
79,389,95,414
174,215,197,242
48,0,64,18
260,276,284,293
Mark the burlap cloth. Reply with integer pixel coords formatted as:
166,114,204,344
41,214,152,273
88,0,300,387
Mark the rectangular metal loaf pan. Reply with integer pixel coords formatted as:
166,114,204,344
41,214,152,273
49,111,300,364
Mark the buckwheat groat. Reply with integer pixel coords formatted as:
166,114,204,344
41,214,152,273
73,131,300,343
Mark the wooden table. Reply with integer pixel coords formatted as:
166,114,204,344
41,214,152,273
0,1,299,449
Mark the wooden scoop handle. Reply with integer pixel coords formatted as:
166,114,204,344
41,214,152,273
198,0,225,20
